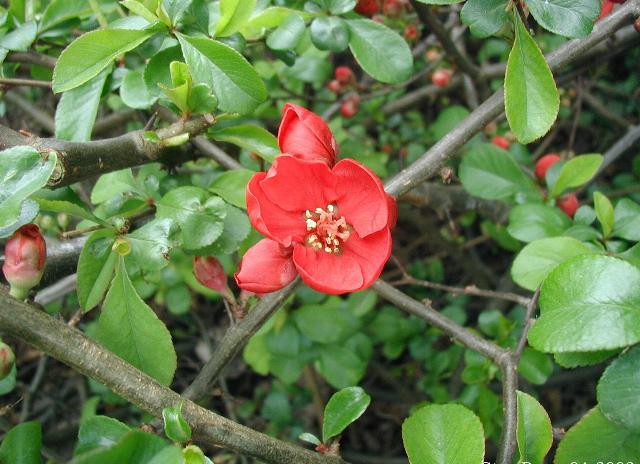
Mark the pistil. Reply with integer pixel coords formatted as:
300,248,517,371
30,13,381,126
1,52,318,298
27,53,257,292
304,204,351,254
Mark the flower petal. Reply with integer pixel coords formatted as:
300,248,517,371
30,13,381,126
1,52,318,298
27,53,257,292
247,171,307,246
260,155,337,213
293,244,364,294
343,228,392,290
278,103,338,166
333,159,389,237
386,193,398,229
235,239,298,294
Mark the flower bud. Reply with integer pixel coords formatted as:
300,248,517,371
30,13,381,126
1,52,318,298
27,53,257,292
2,224,46,300
431,69,452,88
193,256,235,303
355,0,380,16
492,135,510,150
0,342,15,380
334,66,355,85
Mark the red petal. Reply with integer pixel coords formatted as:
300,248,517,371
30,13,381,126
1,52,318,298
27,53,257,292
293,245,364,294
386,194,398,229
333,159,389,237
278,103,338,166
260,155,337,213
235,239,298,294
343,228,392,290
247,171,307,246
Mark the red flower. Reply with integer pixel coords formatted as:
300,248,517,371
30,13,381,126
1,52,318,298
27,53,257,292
2,224,46,300
335,66,355,85
236,154,396,295
355,0,380,16
278,103,338,166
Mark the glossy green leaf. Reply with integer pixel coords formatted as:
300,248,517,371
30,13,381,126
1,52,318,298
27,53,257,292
516,391,553,464
0,20,36,51
162,0,192,24
126,218,177,271
402,404,484,464
77,229,117,311
192,203,250,255
550,154,602,197
554,407,640,463
294,304,358,344
216,0,256,36
266,13,305,51
529,255,640,352
322,387,371,442
210,125,279,162
511,237,594,290
346,19,413,84
143,46,183,97
121,69,157,109
71,430,170,464
593,191,614,237
414,0,464,3
0,146,56,230
518,348,553,385
120,0,159,22
505,13,559,144
613,198,640,241
507,204,571,242
317,345,367,389
163,404,192,443
53,28,156,93
156,186,226,250
597,345,640,430
554,350,619,368
75,415,130,455
0,199,38,239
310,16,349,52
177,33,266,114
459,143,538,201
35,188,110,227
525,0,600,38
460,0,508,38
55,67,109,142
40,0,94,32
0,421,41,464
96,257,177,385
209,169,254,209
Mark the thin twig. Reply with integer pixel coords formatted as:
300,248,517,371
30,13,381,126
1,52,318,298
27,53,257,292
514,288,541,359
0,78,52,89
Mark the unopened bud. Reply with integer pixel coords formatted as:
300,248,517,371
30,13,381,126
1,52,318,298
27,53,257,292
2,224,46,300
0,342,15,380
193,256,236,304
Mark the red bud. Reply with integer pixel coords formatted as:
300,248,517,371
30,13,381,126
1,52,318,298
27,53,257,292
534,153,561,181
431,69,452,88
334,66,355,85
193,256,235,303
557,194,579,218
354,0,380,16
0,342,15,380
340,95,360,118
2,224,46,300
492,135,510,150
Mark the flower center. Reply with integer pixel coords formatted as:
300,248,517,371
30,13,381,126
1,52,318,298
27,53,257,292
304,204,351,255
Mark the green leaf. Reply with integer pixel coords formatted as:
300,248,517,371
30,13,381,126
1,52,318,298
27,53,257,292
525,0,600,38
35,188,110,227
71,430,170,464
507,203,571,242
0,199,38,239
0,20,36,51
528,255,640,353
0,421,41,464
310,16,349,52
144,46,183,98
326,0,357,14
162,0,191,25
459,143,538,201
613,198,640,241
120,0,159,22
216,0,256,37
191,203,249,255
322,387,371,442
177,34,266,114
414,0,464,3
77,229,117,311
210,124,279,162
90,169,140,204
516,391,552,464
402,404,484,464
346,19,413,84
126,218,177,272
96,257,177,385
121,69,157,109
550,154,603,197
75,415,130,455
156,186,226,250
518,347,553,385
593,191,614,238
597,345,640,431
554,407,640,463
505,13,559,144
266,13,305,51
554,350,619,368
294,304,359,344
241,7,312,39
55,67,109,142
511,237,594,291
209,169,254,209
40,0,95,32
163,404,192,443
460,0,509,38
52,28,156,93
317,345,367,389
0,146,57,230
